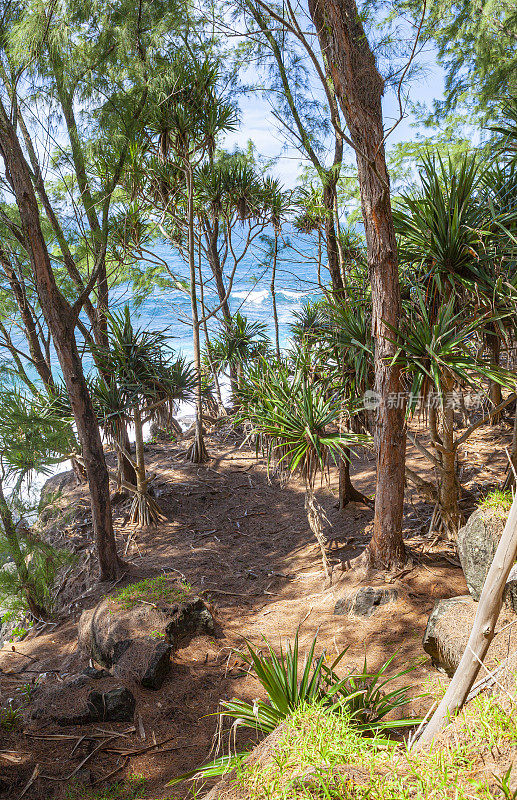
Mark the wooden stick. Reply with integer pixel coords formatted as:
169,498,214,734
414,489,517,750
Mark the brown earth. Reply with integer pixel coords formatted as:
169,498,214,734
0,412,514,800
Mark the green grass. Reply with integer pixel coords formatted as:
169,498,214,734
110,576,192,610
481,489,513,514
216,692,517,800
0,704,20,730
65,774,147,800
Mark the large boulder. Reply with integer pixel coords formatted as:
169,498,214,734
423,594,517,676
457,502,517,609
78,576,215,689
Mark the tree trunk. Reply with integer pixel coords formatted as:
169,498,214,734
322,178,345,295
309,0,407,568
0,98,121,581
0,249,55,392
486,325,502,423
186,166,208,463
503,400,517,490
415,489,517,749
271,231,281,361
338,449,371,507
439,385,462,538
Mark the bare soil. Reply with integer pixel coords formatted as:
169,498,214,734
0,413,514,799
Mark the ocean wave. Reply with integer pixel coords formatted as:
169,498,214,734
231,289,269,305
277,289,311,300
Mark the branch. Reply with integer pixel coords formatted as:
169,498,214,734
454,393,517,451
406,432,441,469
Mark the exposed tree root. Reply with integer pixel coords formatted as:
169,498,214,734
129,491,167,528
186,432,208,463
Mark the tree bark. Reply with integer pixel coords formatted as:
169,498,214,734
271,230,281,361
438,384,462,538
486,325,502,423
186,166,208,463
0,249,55,392
0,98,121,581
309,0,407,568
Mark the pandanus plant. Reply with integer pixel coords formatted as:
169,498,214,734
208,312,270,395
238,357,371,579
91,307,195,527
388,291,514,538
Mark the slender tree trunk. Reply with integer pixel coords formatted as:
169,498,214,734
503,399,517,490
271,231,281,360
486,325,502,423
205,219,238,400
323,178,345,295
0,477,47,619
186,166,208,463
439,382,462,538
0,98,121,581
117,425,137,488
309,0,407,568
0,250,55,392
198,246,225,413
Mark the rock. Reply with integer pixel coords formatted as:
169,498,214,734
423,594,517,676
29,674,135,726
165,597,216,644
141,641,172,690
78,577,215,689
83,666,111,679
87,687,135,722
457,504,517,609
334,586,398,617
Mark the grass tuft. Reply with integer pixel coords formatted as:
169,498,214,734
481,489,513,514
221,690,517,800
110,576,192,610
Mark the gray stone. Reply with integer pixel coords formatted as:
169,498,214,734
423,594,517,677
457,505,517,609
423,595,473,676
334,586,398,617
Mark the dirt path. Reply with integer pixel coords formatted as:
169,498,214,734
0,416,513,799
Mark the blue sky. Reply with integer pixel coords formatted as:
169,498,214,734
223,50,446,189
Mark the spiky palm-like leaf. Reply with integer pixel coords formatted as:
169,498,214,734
209,312,270,376
387,291,514,411
169,632,420,786
238,358,370,486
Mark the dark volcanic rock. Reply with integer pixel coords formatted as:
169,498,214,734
87,687,135,722
334,586,398,617
141,641,172,690
83,666,111,679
